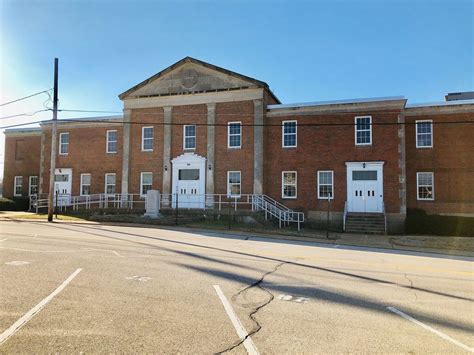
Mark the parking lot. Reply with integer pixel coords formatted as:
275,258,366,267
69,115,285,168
0,220,473,354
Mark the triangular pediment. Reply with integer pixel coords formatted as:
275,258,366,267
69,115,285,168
119,57,272,100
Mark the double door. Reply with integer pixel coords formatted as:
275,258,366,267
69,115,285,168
175,169,204,208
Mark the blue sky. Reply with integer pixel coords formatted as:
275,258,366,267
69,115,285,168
0,0,473,176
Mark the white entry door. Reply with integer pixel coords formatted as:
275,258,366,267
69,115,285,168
54,168,72,206
171,153,206,209
176,169,202,208
346,162,384,213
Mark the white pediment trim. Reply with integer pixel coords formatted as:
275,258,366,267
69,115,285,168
171,152,207,164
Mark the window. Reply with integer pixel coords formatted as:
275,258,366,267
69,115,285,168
416,120,433,148
105,173,116,195
59,132,69,155
228,122,242,148
355,116,372,145
81,174,91,196
179,169,199,180
106,130,118,153
14,176,23,196
352,171,377,180
282,171,297,199
227,171,241,197
142,127,154,151
417,172,434,200
282,121,297,148
140,172,153,197
184,125,196,150
29,176,39,196
318,171,334,199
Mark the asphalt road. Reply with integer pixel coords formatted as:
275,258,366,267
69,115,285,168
0,220,472,354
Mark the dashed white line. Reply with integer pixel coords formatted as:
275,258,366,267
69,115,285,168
213,285,259,355
387,306,473,353
0,268,83,345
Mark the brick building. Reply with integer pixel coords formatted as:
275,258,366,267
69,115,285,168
3,57,474,233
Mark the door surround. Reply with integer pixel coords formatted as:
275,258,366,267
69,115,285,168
345,161,384,213
171,153,206,208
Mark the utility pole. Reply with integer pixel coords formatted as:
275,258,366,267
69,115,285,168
47,58,59,222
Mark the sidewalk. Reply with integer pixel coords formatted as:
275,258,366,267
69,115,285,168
1,211,472,257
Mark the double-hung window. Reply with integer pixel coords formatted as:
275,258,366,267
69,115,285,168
417,172,434,200
184,125,196,150
142,127,154,151
81,174,91,195
106,130,118,153
317,171,334,199
228,122,242,148
227,171,241,197
59,132,69,155
282,171,297,199
29,176,39,195
416,120,433,148
355,116,372,145
140,172,153,197
14,176,23,196
282,121,297,148
105,173,116,195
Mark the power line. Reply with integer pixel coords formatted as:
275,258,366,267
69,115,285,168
0,89,53,107
0,109,50,120
1,117,473,130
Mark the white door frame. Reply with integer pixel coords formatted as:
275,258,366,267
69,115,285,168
346,161,384,213
171,153,206,208
54,168,72,206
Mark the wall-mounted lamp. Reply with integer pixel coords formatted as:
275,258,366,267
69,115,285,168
208,164,212,171
362,163,366,169
164,164,168,171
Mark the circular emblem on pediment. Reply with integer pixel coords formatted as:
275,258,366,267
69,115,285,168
181,69,199,89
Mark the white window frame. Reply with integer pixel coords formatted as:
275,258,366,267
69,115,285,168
29,176,39,196
104,173,116,195
59,132,69,155
106,130,118,154
317,170,334,200
227,122,242,149
416,172,434,201
141,126,154,152
281,171,297,199
80,173,91,196
416,120,433,148
14,176,23,197
183,124,196,150
140,172,153,197
355,116,372,146
282,120,297,148
227,171,241,197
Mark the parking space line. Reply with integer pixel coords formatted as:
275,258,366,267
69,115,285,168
0,268,83,345
213,285,259,355
387,306,473,353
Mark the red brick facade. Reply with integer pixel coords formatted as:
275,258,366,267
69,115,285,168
3,57,473,232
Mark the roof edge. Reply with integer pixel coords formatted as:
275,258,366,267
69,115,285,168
268,96,406,110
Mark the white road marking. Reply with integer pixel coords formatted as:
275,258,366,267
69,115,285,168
112,250,123,257
213,285,259,355
5,261,30,266
125,275,152,282
277,294,309,304
0,268,82,345
387,306,473,353
0,238,8,242
333,245,340,248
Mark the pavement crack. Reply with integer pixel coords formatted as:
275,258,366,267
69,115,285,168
215,261,286,354
404,273,418,300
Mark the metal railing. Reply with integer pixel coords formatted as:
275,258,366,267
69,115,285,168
382,201,387,235
29,192,305,230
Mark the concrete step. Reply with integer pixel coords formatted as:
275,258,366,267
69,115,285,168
345,212,386,234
